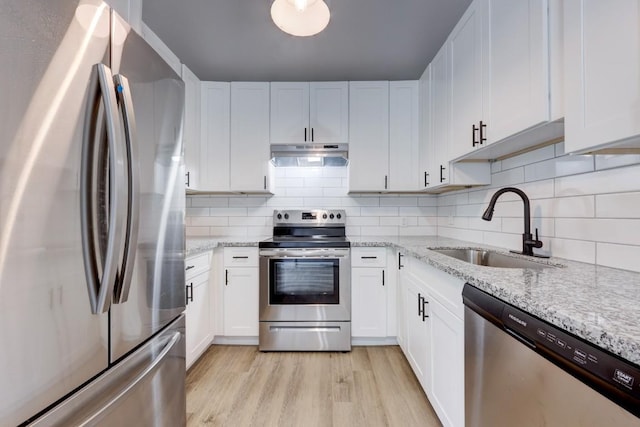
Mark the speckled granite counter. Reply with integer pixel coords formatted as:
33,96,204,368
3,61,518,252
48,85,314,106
186,235,640,366
185,237,264,257
350,236,640,366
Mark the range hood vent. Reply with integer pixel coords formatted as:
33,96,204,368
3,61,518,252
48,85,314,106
270,143,349,167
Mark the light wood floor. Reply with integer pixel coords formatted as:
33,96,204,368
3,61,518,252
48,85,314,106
186,345,442,427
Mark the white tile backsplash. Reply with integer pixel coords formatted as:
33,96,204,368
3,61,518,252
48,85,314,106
437,144,640,271
187,146,640,271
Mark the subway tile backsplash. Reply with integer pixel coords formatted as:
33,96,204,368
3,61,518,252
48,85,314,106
186,142,640,272
438,142,640,272
186,166,438,239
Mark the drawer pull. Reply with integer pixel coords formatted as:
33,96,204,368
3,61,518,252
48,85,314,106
185,265,195,271
232,256,249,259
360,256,378,259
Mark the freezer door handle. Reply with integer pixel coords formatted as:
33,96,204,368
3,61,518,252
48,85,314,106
80,63,127,314
78,331,181,426
113,74,140,304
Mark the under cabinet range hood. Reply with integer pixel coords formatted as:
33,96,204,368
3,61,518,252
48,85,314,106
270,143,349,167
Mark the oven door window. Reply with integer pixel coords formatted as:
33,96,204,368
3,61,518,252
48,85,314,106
269,258,339,304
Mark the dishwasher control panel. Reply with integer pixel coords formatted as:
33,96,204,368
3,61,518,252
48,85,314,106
501,305,640,406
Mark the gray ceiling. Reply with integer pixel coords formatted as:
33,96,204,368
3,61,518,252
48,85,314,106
142,0,473,82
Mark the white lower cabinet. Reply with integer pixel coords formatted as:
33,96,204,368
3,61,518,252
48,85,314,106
223,247,259,337
398,254,465,427
351,248,388,338
403,272,431,391
185,251,213,369
430,298,464,427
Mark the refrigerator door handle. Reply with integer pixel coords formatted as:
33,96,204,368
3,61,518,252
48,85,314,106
77,331,181,426
113,74,140,304
80,63,126,314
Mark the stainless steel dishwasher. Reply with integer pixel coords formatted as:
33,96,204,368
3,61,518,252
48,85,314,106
463,284,640,426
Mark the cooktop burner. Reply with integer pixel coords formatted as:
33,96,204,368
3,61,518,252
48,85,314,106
259,209,349,249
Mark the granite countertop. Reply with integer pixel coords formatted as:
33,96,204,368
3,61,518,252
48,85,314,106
186,235,640,365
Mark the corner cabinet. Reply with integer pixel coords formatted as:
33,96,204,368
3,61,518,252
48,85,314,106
223,247,259,337
423,45,490,191
270,82,348,144
397,254,465,427
564,0,640,154
185,251,213,369
230,83,273,193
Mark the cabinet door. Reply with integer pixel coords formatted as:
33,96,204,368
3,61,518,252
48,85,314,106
230,82,271,192
200,82,230,191
418,68,432,190
483,0,550,145
404,274,430,391
449,0,483,160
348,81,390,192
185,272,211,369
270,82,309,144
352,268,387,337
223,267,259,336
182,65,201,191
430,298,464,427
429,45,450,186
309,82,349,143
389,81,420,191
564,0,640,153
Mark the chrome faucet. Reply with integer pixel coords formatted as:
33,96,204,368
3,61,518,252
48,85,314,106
481,187,545,257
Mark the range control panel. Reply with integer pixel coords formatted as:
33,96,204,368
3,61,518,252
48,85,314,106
273,209,346,227
501,306,640,403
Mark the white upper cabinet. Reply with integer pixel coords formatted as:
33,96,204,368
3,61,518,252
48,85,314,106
348,81,390,192
270,82,348,144
389,81,420,191
418,67,432,190
230,82,273,193
450,0,563,161
182,65,201,192
349,81,421,193
200,82,231,191
448,0,483,160
423,45,490,191
564,0,640,153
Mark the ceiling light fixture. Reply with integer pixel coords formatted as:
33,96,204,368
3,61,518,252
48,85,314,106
271,0,330,37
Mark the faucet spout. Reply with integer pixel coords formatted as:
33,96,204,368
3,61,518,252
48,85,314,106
481,187,544,256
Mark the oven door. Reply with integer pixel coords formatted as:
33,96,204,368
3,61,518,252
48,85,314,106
259,248,351,322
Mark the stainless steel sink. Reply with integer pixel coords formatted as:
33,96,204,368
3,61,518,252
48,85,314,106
429,248,555,270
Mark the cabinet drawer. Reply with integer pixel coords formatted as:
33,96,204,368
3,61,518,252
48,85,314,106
351,247,387,267
185,251,211,280
224,247,259,267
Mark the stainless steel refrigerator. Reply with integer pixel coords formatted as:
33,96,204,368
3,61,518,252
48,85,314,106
0,0,187,425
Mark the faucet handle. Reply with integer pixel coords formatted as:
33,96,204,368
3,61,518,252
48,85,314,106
533,228,543,248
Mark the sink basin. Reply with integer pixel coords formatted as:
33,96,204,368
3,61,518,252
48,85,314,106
429,248,554,270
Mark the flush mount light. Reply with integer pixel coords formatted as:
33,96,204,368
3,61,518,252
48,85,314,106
271,0,330,37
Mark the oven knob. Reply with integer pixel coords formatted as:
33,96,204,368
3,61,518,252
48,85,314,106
277,213,282,220
322,213,328,219
284,213,289,220
336,213,342,219
329,213,334,219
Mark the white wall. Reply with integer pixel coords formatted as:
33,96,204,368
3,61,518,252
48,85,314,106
186,166,438,238
438,142,640,272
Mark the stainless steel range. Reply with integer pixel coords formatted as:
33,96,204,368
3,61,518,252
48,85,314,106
259,210,351,351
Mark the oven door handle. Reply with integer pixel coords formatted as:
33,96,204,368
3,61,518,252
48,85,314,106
259,249,350,258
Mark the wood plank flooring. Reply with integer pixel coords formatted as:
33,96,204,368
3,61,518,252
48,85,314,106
186,345,442,427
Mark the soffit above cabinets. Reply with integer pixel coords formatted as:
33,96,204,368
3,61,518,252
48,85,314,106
142,0,473,81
